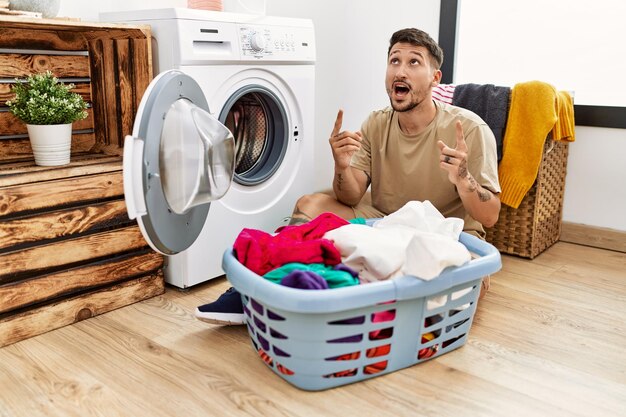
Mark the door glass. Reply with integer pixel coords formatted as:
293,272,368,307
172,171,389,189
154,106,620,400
221,89,288,186
226,96,268,175
160,98,234,214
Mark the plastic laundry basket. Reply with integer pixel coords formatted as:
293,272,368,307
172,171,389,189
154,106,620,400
222,231,502,391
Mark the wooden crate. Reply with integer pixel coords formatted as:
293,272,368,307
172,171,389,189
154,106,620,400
0,16,163,347
485,139,569,259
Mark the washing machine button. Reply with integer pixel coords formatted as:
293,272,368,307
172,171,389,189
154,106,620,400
249,32,266,52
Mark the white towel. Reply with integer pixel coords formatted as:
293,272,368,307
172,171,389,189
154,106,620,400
324,201,471,282
373,200,464,239
324,224,414,283
402,231,470,280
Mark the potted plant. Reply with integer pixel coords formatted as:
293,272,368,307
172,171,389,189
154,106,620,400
8,0,61,18
6,70,88,166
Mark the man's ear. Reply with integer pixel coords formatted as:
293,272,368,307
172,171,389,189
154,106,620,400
431,69,442,86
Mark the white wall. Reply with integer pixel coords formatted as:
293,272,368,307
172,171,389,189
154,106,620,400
563,127,626,231
58,0,186,21
57,0,106,21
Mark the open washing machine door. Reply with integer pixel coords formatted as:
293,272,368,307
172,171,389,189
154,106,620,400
123,70,235,255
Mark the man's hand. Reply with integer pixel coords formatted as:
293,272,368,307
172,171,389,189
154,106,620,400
437,120,471,188
329,109,362,170
438,120,496,212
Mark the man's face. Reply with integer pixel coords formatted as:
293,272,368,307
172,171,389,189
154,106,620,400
385,42,441,112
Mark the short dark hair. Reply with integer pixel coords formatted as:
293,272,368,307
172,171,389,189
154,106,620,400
388,28,444,70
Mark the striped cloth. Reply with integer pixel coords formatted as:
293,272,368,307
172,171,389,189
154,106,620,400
432,83,456,104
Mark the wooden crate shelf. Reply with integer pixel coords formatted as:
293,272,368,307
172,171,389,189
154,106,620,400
0,271,164,348
0,17,162,347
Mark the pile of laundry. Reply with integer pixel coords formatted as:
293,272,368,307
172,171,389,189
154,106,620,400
233,200,471,289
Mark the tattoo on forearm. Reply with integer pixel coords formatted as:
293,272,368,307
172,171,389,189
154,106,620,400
458,158,469,179
336,173,343,191
461,166,492,202
477,188,492,202
289,205,313,225
467,175,477,193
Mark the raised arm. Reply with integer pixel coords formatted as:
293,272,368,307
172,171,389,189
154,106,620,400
329,109,369,206
438,121,501,227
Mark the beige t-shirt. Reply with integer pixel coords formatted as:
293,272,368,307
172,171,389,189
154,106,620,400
351,101,501,237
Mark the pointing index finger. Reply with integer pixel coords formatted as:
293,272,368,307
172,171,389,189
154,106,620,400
455,120,468,151
331,109,344,137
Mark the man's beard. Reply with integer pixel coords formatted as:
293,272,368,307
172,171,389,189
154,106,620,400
390,97,419,112
388,88,426,112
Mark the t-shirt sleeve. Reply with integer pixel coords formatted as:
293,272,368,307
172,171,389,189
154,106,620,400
467,123,501,194
349,116,372,175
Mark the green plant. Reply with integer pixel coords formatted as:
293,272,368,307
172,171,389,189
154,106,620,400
6,70,88,125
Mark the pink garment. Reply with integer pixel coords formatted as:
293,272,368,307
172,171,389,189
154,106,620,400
234,212,349,276
370,306,396,339
372,309,396,323
432,83,456,104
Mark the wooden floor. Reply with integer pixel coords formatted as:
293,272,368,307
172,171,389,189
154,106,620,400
1,242,625,417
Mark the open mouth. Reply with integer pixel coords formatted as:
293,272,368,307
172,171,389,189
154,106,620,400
393,83,410,98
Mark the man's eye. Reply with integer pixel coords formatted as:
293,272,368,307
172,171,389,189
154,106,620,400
390,58,399,64
410,59,419,65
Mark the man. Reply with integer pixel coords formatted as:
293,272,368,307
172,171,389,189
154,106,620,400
195,28,501,325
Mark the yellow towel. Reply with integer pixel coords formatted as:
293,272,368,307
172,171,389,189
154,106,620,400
498,81,557,208
552,90,576,142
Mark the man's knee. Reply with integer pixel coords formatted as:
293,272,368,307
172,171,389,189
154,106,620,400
295,193,332,213
289,193,335,225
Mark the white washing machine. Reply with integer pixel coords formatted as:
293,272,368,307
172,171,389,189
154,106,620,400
102,8,315,288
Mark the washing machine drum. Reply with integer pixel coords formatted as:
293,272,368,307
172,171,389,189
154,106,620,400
221,88,288,186
123,70,235,255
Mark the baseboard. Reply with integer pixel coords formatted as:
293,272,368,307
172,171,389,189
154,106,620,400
560,222,626,253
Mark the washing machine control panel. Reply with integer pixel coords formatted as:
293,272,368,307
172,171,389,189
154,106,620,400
239,25,314,61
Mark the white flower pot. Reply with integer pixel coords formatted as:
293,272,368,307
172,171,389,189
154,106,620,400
26,123,72,166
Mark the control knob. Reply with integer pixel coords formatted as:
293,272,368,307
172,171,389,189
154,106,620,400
249,32,266,52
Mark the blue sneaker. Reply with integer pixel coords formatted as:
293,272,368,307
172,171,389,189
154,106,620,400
194,287,245,325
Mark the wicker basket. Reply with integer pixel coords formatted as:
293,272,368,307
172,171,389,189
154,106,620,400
486,138,569,259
